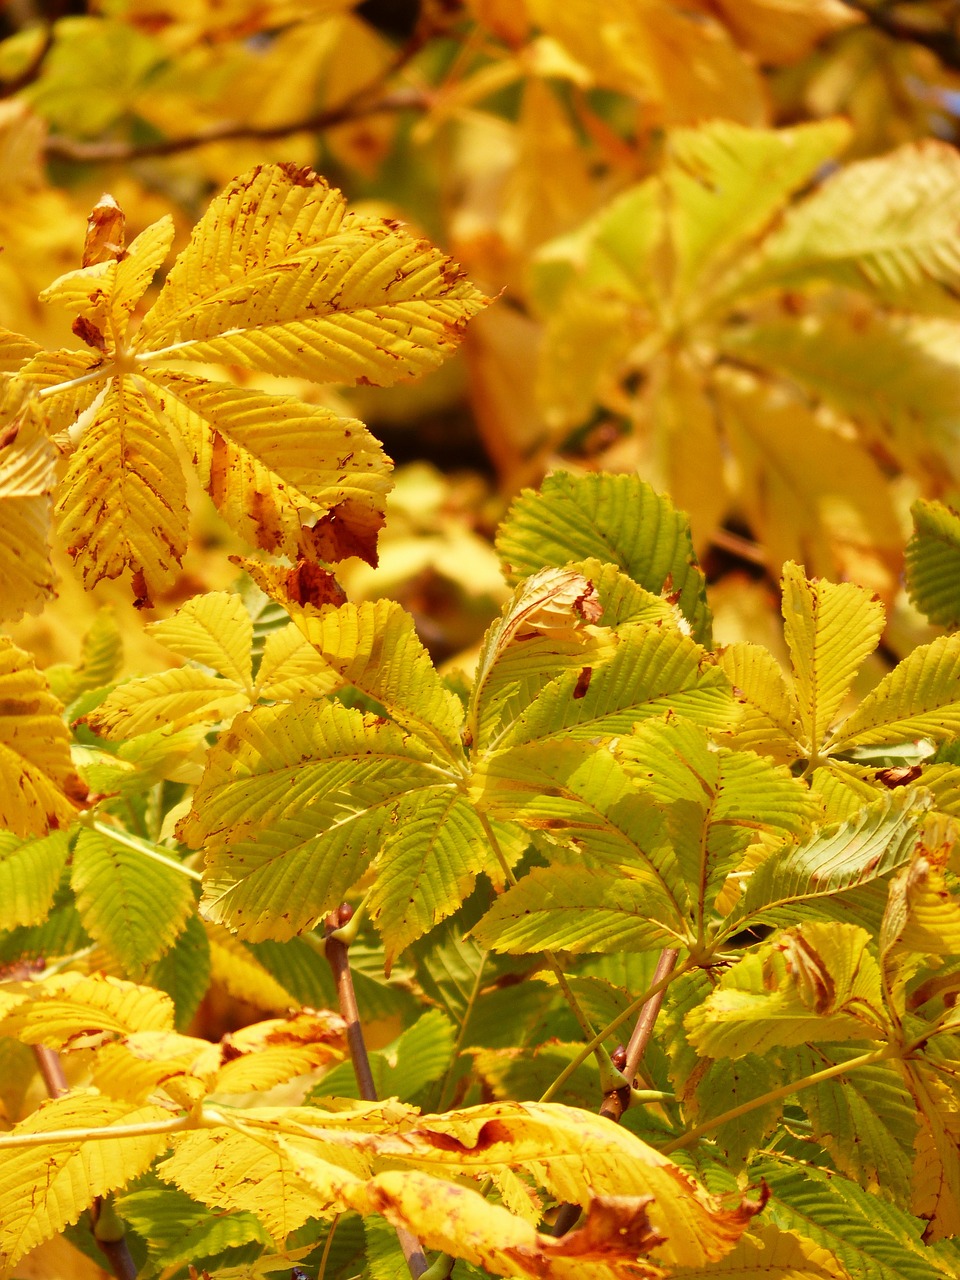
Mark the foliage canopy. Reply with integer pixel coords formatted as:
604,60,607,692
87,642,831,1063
4,3,960,1280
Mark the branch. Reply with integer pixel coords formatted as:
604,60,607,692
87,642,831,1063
44,87,429,163
324,905,429,1280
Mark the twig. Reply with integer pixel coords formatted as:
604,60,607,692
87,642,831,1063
324,906,429,1280
30,1042,140,1279
0,24,54,97
552,948,680,1238
45,88,429,163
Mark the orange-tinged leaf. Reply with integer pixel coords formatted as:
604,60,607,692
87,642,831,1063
348,1171,667,1280
211,1010,346,1094
0,405,57,623
368,1101,765,1267
135,163,488,385
0,1093,172,1271
54,374,187,607
0,637,87,836
150,372,391,566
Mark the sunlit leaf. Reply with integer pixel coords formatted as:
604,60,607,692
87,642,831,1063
906,499,960,629
0,829,69,930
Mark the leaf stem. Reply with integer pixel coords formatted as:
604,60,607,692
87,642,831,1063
661,1042,897,1154
0,1114,193,1148
539,954,694,1104
602,947,679,1123
324,906,429,1280
88,818,203,882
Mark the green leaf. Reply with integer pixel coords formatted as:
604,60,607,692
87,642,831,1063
738,790,924,928
831,636,960,750
0,830,70,930
785,1044,917,1203
70,828,195,974
496,472,712,644
686,922,886,1058
473,738,684,928
739,142,960,313
906,500,960,629
45,608,123,705
781,561,885,759
116,1181,270,1268
756,1157,954,1280
472,864,683,955
498,621,736,748
367,788,491,968
617,718,818,932
146,912,211,1032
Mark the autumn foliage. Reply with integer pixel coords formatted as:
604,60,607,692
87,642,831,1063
4,2,960,1279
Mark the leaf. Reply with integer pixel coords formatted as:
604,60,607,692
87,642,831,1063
0,830,69,930
500,622,736,748
686,923,886,1058
756,1156,955,1280
740,142,960,312
780,561,885,758
0,403,57,623
313,1009,455,1104
147,911,211,1031
497,472,712,644
53,373,188,607
0,1094,173,1272
716,641,803,762
0,971,174,1046
616,718,818,930
147,591,254,689
245,581,464,755
45,607,123,705
472,864,685,955
211,1010,346,1094
84,666,249,739
115,1182,271,1270
136,163,488,384
351,1171,666,1280
365,1100,765,1268
831,636,960,750
668,1221,851,1279
785,1045,916,1202
737,791,924,926
0,636,88,837
907,499,960,629
366,788,491,969
152,373,392,566
69,827,195,974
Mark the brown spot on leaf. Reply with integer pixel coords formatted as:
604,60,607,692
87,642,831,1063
283,562,347,608
573,667,592,699
72,316,107,353
876,765,923,789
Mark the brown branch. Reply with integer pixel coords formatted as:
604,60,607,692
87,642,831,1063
324,906,429,1280
44,87,429,163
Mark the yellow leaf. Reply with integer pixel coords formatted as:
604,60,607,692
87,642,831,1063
780,562,884,760
705,0,859,66
147,591,253,689
0,971,174,1047
669,1221,850,1278
54,374,188,608
0,405,57,624
206,922,300,1014
101,0,358,49
136,164,488,385
253,623,340,701
526,0,766,126
0,1093,172,1272
0,637,87,837
211,1010,346,1094
83,666,249,740
0,327,40,373
716,642,802,763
